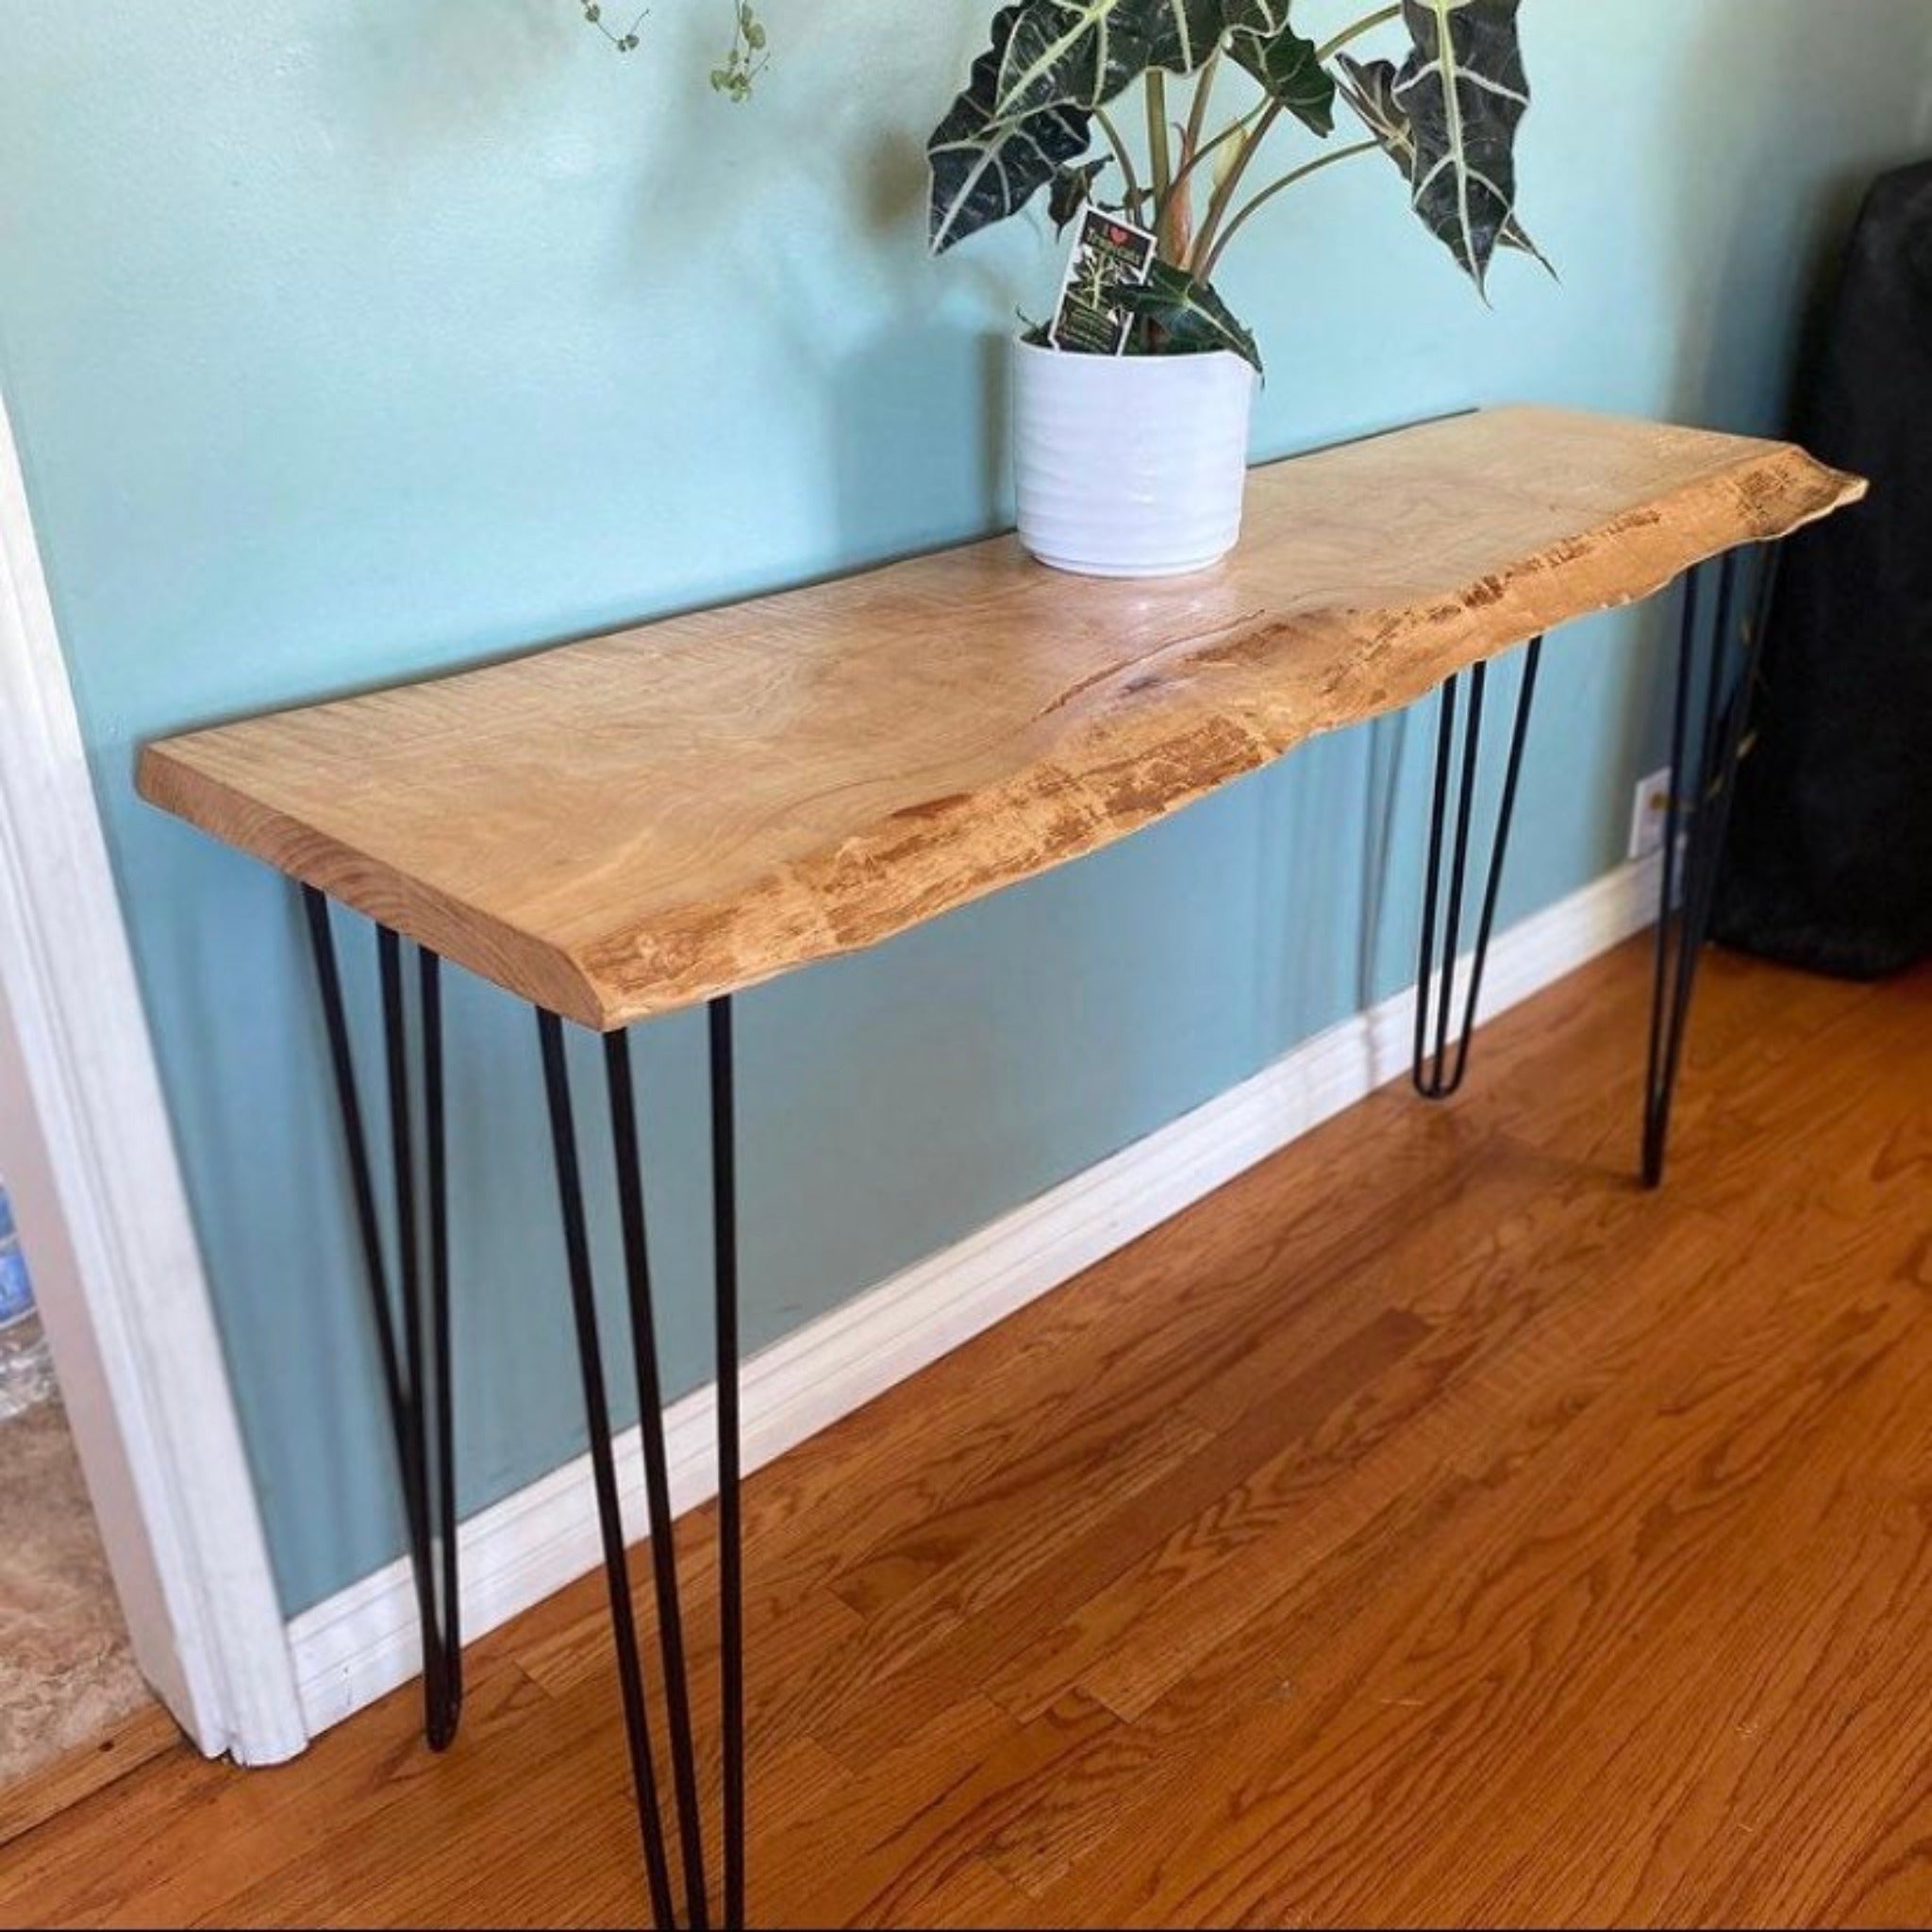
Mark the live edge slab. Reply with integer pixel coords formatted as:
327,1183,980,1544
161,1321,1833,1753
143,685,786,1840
139,407,1864,1031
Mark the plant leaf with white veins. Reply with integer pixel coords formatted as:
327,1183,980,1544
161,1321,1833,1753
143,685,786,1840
930,4,1094,254
1116,259,1263,370
1219,0,1291,31
1229,17,1336,137
992,0,1226,121
1049,157,1111,233
1391,0,1533,293
1338,53,1552,274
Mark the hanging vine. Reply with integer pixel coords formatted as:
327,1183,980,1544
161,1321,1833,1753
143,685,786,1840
575,0,770,99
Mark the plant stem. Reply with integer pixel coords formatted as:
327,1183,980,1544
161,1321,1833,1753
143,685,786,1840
1093,107,1145,222
1158,104,1263,242
1185,4,1402,276
1201,137,1379,278
1318,4,1403,63
1145,71,1174,236
1182,46,1223,175
1191,99,1280,275
1168,43,1224,265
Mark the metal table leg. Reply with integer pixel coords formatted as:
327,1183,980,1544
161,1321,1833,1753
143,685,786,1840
306,886,749,1927
304,889,462,1753
1411,637,1544,1100
607,1026,712,1931
1641,544,1783,1187
709,998,746,1932
1405,544,1783,1189
538,999,746,1931
539,1011,683,1929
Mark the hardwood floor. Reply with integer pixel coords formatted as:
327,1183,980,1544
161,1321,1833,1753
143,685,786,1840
6,938,1929,1928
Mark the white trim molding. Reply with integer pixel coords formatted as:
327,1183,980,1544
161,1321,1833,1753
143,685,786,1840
0,395,306,1764
290,850,1661,1736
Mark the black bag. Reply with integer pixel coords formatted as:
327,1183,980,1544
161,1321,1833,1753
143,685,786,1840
1714,160,1932,979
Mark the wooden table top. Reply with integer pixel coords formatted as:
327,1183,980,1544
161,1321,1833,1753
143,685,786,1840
139,406,1863,1030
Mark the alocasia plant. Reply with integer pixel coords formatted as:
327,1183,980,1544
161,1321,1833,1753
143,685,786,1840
928,0,1550,371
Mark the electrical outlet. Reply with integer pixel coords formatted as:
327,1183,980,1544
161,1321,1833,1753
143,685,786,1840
1629,768,1674,862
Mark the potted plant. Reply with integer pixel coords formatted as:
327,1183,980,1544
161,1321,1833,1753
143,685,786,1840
927,0,1550,578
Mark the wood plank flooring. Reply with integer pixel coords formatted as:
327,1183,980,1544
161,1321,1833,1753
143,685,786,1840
5,936,1928,1928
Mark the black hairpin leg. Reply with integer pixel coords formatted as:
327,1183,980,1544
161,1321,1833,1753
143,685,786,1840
1412,639,1544,1100
541,1012,683,1932
606,1029,711,1932
302,887,462,1751
711,997,746,1932
1641,546,1780,1188
538,1000,746,1931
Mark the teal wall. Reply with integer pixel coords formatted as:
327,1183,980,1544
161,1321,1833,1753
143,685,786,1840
2,3,1926,1617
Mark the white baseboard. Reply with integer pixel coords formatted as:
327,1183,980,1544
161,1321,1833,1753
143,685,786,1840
287,853,1662,1738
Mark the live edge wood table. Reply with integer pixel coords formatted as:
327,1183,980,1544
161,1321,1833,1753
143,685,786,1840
140,407,1862,1930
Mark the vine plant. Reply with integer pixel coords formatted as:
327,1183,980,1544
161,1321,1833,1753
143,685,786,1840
928,0,1550,371
576,0,769,99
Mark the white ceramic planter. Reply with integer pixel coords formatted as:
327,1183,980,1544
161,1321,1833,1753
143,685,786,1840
1012,339,1257,578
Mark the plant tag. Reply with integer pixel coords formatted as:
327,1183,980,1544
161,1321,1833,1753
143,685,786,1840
1049,208,1157,356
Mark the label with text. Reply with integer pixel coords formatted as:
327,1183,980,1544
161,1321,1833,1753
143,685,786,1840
1050,209,1157,356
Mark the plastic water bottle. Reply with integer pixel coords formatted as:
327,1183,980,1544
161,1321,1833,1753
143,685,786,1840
0,1181,57,1422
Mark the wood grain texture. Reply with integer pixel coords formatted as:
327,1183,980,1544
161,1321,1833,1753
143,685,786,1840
0,1701,179,1855
137,408,1863,1028
7,941,1929,1928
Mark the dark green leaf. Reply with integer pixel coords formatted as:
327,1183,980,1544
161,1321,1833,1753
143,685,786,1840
1144,0,1257,75
929,5,1094,254
992,0,1226,122
1217,0,1291,32
962,1,1336,138
1228,18,1336,137
1391,0,1534,293
1048,158,1111,233
1334,55,1411,162
1338,51,1551,276
1116,259,1262,371
989,0,1322,124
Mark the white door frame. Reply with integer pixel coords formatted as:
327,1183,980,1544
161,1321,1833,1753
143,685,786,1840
0,389,306,1766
